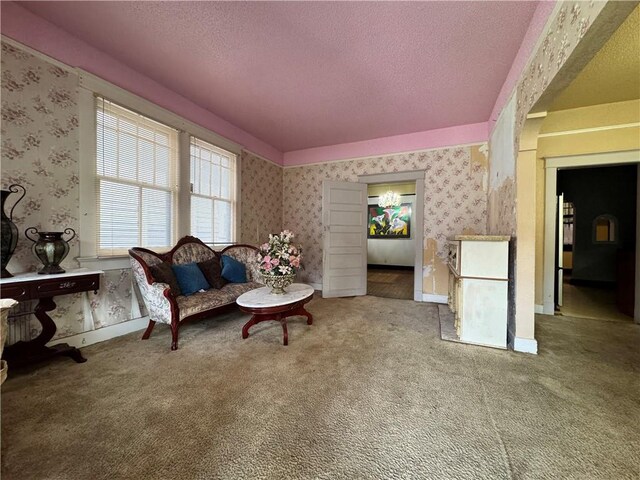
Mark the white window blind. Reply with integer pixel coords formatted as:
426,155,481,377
190,137,236,245
96,97,178,255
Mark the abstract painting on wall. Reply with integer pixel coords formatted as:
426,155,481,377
367,204,411,238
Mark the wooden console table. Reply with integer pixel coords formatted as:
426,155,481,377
0,269,102,368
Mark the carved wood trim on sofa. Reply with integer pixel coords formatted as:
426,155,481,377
129,237,259,350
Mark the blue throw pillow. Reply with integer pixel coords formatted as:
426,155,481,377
221,255,247,283
171,262,210,296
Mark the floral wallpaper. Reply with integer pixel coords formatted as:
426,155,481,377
240,150,283,245
514,1,607,134
283,146,488,294
1,42,79,271
0,41,286,342
486,1,610,338
1,41,142,341
487,1,608,236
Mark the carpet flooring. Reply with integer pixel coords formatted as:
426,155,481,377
1,295,639,479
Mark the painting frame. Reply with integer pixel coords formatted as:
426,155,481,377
367,203,412,239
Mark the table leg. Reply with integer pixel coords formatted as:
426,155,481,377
240,298,312,345
242,316,259,339
280,319,288,346
33,297,57,347
2,296,87,367
303,306,313,326
287,305,313,325
242,313,290,346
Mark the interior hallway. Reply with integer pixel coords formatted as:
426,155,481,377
367,268,414,300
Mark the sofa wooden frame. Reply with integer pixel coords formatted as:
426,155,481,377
129,236,258,350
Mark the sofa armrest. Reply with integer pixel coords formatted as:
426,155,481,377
130,256,175,325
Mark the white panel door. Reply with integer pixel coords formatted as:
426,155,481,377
322,180,367,298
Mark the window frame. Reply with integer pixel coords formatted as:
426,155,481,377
95,97,180,256
593,214,618,244
562,201,575,252
189,136,238,247
78,70,242,270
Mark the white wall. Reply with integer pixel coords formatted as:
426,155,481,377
367,194,416,267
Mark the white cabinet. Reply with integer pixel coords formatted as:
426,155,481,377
447,235,510,349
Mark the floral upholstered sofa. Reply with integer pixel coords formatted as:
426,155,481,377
129,236,262,350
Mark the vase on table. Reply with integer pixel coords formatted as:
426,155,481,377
261,273,296,295
24,227,76,275
256,230,304,295
1,184,26,278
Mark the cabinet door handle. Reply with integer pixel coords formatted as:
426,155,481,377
60,281,76,289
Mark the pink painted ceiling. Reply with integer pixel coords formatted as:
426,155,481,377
20,1,540,153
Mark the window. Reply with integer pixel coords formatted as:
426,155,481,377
190,137,236,245
563,202,575,250
96,97,178,255
82,76,241,265
593,215,617,243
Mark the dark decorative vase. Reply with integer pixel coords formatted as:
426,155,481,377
1,184,26,278
24,227,76,275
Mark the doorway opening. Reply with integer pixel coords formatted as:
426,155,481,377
510,2,639,353
554,164,638,322
358,170,424,301
366,181,416,300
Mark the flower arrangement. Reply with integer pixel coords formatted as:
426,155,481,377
256,230,303,277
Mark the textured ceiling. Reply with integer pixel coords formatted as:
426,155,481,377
551,4,640,111
21,1,539,152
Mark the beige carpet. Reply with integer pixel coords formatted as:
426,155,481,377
1,294,639,479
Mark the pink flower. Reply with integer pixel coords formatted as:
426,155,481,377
263,262,272,271
263,255,271,265
290,256,300,268
271,258,279,266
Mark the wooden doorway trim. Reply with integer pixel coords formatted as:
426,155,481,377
357,170,425,302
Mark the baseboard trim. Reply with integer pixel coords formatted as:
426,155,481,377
422,294,448,304
534,304,544,314
514,336,538,354
507,327,515,350
543,301,555,315
47,317,149,350
367,264,414,271
308,282,322,291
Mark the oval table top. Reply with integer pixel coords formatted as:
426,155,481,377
236,283,314,309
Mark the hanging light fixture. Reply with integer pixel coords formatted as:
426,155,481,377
378,190,401,208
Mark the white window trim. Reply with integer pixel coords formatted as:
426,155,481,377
190,135,238,246
78,70,242,270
